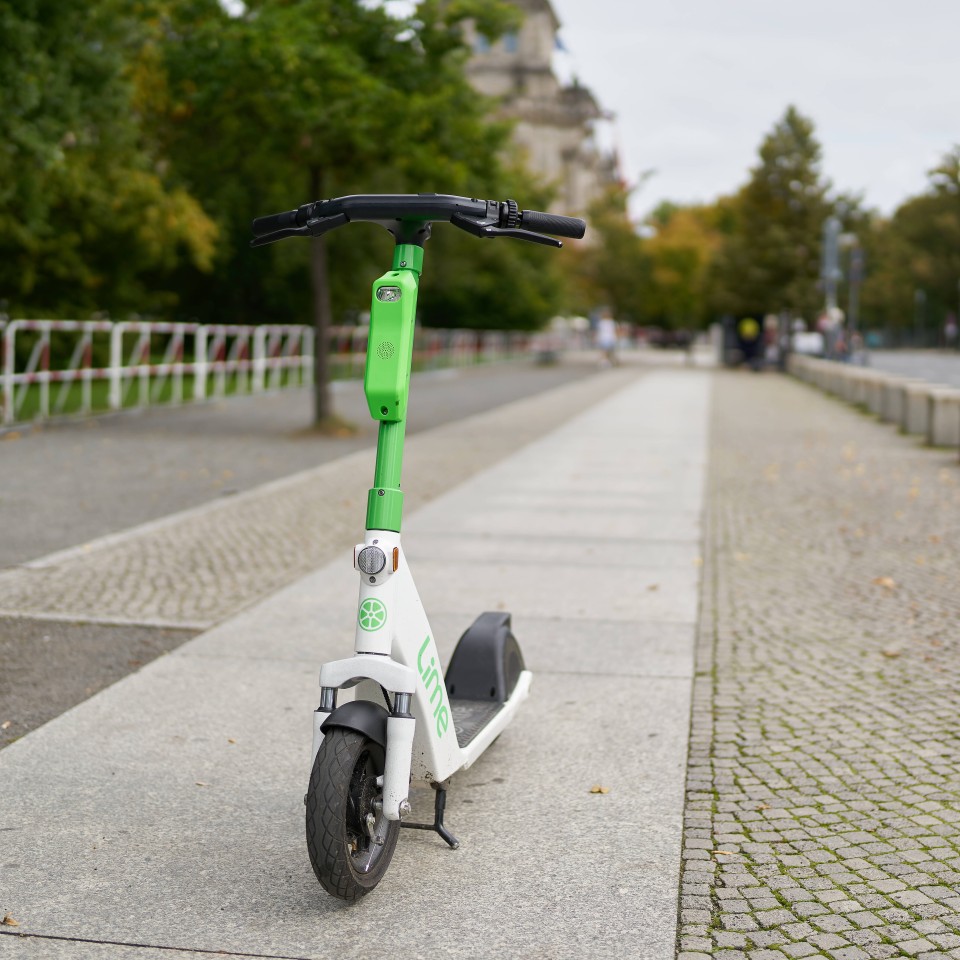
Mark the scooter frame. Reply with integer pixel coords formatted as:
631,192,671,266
309,240,532,825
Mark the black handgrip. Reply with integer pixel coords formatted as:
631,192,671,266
251,209,300,237
519,209,586,239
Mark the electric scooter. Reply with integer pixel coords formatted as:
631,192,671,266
251,194,585,901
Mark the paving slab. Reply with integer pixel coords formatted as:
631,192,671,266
0,368,710,959
0,369,635,629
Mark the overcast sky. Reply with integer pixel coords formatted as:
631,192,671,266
549,0,960,221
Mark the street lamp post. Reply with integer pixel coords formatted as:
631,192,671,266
821,215,843,357
840,233,862,335
822,216,842,314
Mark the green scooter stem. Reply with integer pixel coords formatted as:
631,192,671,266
364,240,424,532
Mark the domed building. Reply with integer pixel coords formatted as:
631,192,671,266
464,0,620,221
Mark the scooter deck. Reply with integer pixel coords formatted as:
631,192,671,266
450,698,504,749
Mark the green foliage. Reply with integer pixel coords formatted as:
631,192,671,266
0,0,215,316
140,0,549,329
705,106,831,319
643,202,724,328
851,147,960,335
572,186,650,324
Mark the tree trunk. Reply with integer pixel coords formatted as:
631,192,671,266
309,166,333,424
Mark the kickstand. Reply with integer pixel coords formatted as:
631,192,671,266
399,784,460,849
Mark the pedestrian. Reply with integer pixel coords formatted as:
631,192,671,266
737,316,762,371
595,310,619,367
945,314,958,349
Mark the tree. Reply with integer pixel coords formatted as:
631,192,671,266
146,0,525,424
707,106,832,320
571,185,650,325
643,202,724,329
0,0,215,317
858,146,960,340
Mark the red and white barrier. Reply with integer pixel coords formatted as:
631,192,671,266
2,319,313,426
1,318,528,426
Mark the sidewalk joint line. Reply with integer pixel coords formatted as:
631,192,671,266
0,930,313,960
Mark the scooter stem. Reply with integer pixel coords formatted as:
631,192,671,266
363,240,423,533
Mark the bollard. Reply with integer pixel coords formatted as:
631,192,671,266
863,372,885,416
902,383,935,436
880,378,919,425
926,388,960,447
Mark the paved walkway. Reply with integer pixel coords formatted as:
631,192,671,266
869,350,960,390
679,372,960,960
0,361,616,749
0,363,711,959
6,358,959,959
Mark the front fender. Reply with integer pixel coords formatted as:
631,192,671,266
320,700,388,748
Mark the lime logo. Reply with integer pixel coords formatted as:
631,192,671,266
417,636,450,739
358,598,387,631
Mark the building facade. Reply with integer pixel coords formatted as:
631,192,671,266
464,0,619,219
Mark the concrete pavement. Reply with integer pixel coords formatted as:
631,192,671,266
0,363,711,958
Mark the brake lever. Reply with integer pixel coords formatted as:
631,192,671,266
251,226,310,247
488,227,562,248
450,213,561,247
250,213,349,247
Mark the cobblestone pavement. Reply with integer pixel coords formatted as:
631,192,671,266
679,371,960,960
0,368,637,628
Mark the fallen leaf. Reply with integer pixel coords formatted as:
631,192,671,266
734,552,751,562
756,803,771,810
882,647,902,658
1,432,21,442
1,721,11,730
647,584,659,592
2,914,18,927
713,850,736,855
872,576,897,590
195,781,209,787
930,535,942,544
692,557,703,567
589,785,610,795
227,738,237,745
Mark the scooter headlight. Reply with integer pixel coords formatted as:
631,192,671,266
357,546,387,575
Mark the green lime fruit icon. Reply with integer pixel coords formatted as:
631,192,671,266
358,598,387,631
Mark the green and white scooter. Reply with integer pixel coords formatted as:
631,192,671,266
251,194,585,900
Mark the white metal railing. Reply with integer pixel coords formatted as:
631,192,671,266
2,319,313,426
1,319,528,426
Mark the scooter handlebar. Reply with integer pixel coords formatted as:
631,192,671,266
250,194,587,245
519,209,586,240
251,208,302,237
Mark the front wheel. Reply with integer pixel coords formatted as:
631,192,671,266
305,728,400,901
